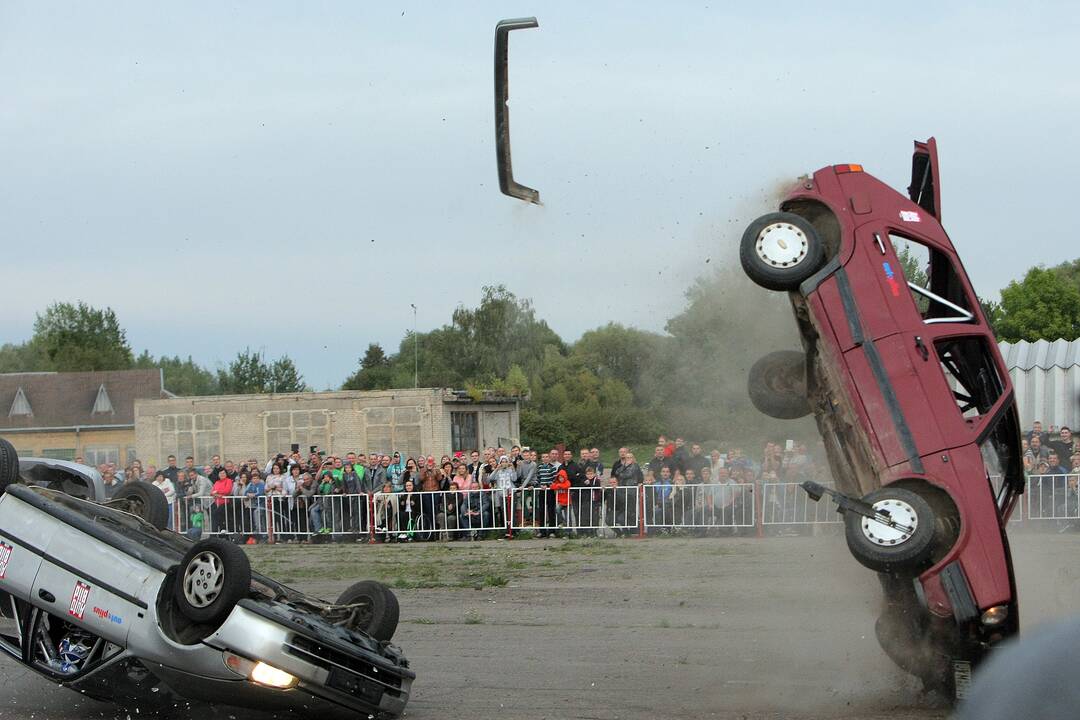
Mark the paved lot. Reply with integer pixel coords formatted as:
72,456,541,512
3,531,1078,720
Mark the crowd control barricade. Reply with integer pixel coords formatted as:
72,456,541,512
372,489,505,540
510,486,640,534
1025,474,1080,523
642,483,756,529
299,493,373,542
760,482,842,526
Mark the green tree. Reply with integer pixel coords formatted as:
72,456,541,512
995,266,1080,342
0,341,46,373
342,343,394,390
134,351,220,395
31,302,133,371
218,349,307,394
571,323,665,400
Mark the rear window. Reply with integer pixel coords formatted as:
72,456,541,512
889,234,974,324
935,336,1003,421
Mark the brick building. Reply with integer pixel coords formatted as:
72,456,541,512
0,369,169,466
134,388,521,466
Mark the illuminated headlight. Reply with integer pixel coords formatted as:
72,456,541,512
251,661,299,689
981,605,1009,626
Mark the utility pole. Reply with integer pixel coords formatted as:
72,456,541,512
410,303,418,388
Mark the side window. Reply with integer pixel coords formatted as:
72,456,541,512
889,234,974,324
935,336,1003,421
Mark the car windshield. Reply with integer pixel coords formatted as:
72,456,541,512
978,404,1024,518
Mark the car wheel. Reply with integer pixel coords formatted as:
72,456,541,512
174,538,251,626
844,487,936,574
336,580,400,641
747,350,811,419
0,438,18,496
111,481,170,530
739,211,825,291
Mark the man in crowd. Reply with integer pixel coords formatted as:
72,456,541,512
536,451,558,536
162,455,180,484
684,443,709,479
1050,427,1075,471
1027,421,1050,446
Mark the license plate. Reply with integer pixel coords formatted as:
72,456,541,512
327,666,382,704
953,660,972,700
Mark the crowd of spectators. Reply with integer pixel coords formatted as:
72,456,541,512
77,422,1080,543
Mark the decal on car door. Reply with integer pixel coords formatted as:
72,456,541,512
0,542,11,579
69,581,91,620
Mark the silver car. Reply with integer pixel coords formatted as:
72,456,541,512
0,439,413,719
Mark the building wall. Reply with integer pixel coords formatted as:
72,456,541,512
3,427,137,465
134,388,520,465
999,340,1080,430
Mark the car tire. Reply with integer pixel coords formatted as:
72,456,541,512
740,211,825,291
336,580,400,642
845,487,936,574
174,538,252,626
747,350,811,419
0,438,17,496
112,481,170,530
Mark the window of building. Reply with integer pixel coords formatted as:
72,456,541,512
84,447,120,467
42,448,76,461
451,412,479,453
160,414,222,465
889,234,974,324
264,411,329,456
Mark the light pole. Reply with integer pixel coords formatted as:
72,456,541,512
410,303,418,388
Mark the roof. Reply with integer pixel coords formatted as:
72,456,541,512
0,369,165,431
998,339,1080,371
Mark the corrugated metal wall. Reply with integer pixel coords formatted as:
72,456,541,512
999,339,1080,430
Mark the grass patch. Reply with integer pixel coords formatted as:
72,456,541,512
411,617,436,625
463,609,484,625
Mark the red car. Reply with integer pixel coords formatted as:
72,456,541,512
740,139,1022,698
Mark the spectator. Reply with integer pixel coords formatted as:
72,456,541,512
685,444,709,478
317,472,337,535
102,469,121,499
1047,451,1069,476
648,445,669,479
162,455,180,484
295,472,316,537
1029,435,1050,463
458,479,491,540
374,481,398,537
551,465,572,532
602,475,628,536
152,471,176,530
536,451,558,537
342,462,364,534
211,468,234,534
397,478,423,541
579,464,601,531
1050,427,1075,471
590,448,604,477
609,447,629,480
388,452,405,487
244,471,266,541
489,455,516,525
1027,421,1050,446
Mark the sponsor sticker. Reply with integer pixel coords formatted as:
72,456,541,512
881,262,902,297
69,581,91,620
0,542,12,579
92,606,123,625
899,210,921,222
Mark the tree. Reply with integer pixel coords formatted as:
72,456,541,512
0,341,45,373
995,267,1080,342
218,349,307,394
134,352,220,396
571,323,665,400
31,302,133,372
342,343,394,390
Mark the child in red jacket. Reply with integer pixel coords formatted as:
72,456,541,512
551,468,571,530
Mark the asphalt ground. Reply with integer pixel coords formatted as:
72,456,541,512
3,531,1078,720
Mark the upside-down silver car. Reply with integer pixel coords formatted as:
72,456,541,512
0,438,413,719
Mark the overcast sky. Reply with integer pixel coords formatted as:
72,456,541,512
2,2,1078,389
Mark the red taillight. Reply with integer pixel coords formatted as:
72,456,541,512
834,164,864,174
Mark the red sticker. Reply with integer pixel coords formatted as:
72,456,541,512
0,542,11,579
69,581,91,620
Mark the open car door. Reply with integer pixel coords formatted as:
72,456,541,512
908,137,942,221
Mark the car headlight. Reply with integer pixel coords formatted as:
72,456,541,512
981,605,1009,626
251,661,299,689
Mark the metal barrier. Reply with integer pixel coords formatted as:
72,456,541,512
372,489,505,540
642,483,756,528
510,486,640,533
162,475,1080,543
760,482,842,526
1025,473,1080,522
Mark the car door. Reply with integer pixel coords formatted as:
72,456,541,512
30,521,154,645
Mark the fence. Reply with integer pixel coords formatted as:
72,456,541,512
163,474,1080,543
